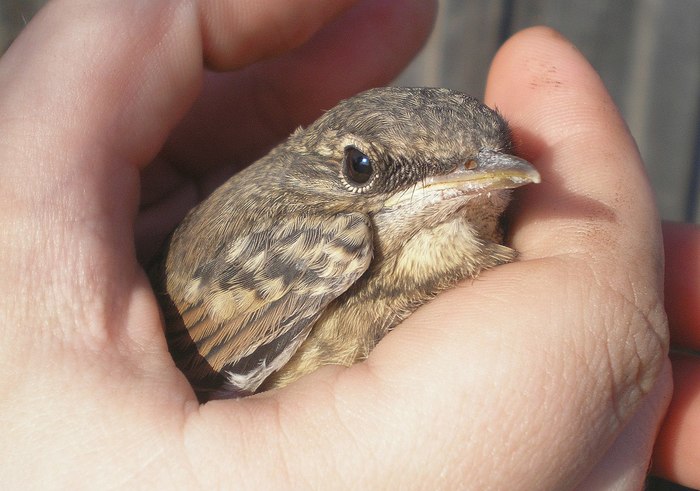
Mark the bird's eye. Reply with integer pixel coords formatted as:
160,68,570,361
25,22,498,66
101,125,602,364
343,147,373,185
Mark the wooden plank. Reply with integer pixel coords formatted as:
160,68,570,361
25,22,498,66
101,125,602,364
396,0,505,97
622,0,700,223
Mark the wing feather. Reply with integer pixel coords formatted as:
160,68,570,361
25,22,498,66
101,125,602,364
158,211,372,397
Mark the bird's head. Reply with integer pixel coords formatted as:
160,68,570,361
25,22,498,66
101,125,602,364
266,87,540,253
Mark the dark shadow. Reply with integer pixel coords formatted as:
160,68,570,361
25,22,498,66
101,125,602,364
149,258,225,403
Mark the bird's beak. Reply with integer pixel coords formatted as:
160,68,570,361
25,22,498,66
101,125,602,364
424,149,540,191
384,149,540,208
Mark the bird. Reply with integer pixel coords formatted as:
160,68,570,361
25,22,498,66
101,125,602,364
149,86,540,400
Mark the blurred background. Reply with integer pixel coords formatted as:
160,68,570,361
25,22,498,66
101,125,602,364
1,0,698,224
0,1,697,489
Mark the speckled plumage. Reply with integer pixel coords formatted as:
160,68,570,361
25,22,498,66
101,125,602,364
150,87,540,400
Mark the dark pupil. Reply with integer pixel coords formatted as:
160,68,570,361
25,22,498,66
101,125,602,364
345,147,373,184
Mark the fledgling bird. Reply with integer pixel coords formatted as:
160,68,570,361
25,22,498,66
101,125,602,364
150,87,540,400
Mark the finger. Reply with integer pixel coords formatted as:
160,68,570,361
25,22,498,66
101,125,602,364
485,28,663,279
651,353,700,490
0,0,367,349
199,0,357,70
164,0,438,175
662,221,700,350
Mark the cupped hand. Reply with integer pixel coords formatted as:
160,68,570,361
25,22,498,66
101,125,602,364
0,1,676,489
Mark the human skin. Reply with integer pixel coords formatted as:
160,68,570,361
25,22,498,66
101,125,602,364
0,0,693,488
651,222,700,489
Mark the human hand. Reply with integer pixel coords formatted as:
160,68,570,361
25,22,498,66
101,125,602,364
0,2,671,489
